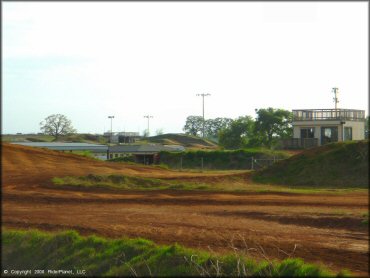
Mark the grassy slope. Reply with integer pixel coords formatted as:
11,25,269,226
2,229,345,277
145,133,218,149
253,140,369,187
1,134,107,144
1,134,55,142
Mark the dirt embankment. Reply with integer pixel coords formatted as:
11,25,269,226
2,143,369,276
253,140,369,187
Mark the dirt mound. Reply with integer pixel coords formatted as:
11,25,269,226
1,143,163,184
253,140,369,187
1,143,244,186
147,133,218,149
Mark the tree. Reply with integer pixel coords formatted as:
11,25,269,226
183,116,203,136
218,116,255,149
254,108,292,148
40,114,76,141
205,117,233,139
155,128,164,135
142,129,149,137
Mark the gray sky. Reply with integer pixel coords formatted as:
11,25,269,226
3,2,368,135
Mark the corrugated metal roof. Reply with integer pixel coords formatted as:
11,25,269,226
12,142,108,152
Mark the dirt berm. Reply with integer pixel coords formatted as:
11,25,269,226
253,140,369,187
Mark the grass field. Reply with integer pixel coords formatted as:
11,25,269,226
2,229,346,277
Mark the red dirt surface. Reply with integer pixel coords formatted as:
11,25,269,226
2,143,369,276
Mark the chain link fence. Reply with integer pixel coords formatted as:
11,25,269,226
160,156,284,171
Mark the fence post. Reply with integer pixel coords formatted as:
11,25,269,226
180,156,183,171
201,157,204,172
251,156,254,170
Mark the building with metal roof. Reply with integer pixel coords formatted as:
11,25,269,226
103,132,141,143
108,144,184,164
11,142,184,163
12,142,108,160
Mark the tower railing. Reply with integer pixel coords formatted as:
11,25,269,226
293,109,365,121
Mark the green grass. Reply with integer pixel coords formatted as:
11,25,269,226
51,173,367,195
361,213,369,225
2,228,347,277
72,150,96,158
52,174,211,191
253,140,369,187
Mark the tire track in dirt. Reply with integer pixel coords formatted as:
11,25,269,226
206,211,368,232
3,191,367,209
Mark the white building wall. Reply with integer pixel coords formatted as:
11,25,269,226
293,120,365,145
293,126,300,138
343,121,365,140
315,126,321,142
293,120,341,145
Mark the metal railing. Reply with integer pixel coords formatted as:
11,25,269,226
293,109,365,121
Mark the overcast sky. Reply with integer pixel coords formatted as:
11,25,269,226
3,2,368,135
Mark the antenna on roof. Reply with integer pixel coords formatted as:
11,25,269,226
332,87,339,110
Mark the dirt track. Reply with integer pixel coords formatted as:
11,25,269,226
2,143,369,276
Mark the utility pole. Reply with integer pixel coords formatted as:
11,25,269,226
332,87,339,120
108,116,114,143
143,115,153,137
196,93,211,138
332,87,339,110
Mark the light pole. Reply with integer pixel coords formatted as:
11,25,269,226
143,115,153,137
108,116,114,143
196,93,211,138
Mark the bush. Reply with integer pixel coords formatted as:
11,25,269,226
108,156,135,163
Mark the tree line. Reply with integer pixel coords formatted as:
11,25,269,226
183,108,293,149
39,112,370,145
